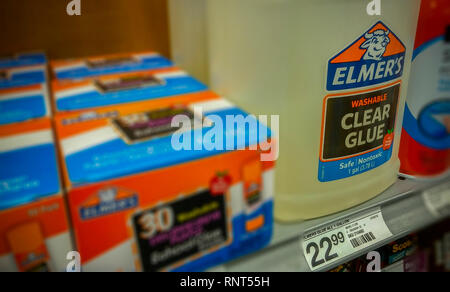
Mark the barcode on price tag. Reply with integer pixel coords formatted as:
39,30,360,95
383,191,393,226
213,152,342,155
423,181,450,218
350,232,376,248
301,208,392,271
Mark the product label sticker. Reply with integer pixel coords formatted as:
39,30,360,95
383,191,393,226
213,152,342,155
327,21,406,91
111,106,208,144
423,181,450,218
319,82,400,182
80,187,139,220
86,56,138,69
386,235,418,265
320,21,406,182
94,74,165,93
302,208,392,271
131,189,231,272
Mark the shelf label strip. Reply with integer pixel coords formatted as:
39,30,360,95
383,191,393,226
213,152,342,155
301,208,393,271
423,181,450,218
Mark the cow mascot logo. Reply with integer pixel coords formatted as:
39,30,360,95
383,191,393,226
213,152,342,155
360,29,391,61
326,21,406,91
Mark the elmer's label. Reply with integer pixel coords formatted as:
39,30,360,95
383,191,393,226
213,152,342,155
111,106,203,144
86,56,139,69
80,187,138,220
94,74,164,93
320,21,405,182
131,189,231,272
327,21,406,91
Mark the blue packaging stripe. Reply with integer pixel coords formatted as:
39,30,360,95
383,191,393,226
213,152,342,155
172,201,273,272
0,71,46,89
0,53,47,69
318,147,393,182
0,144,61,211
56,76,208,111
55,56,173,80
66,108,272,185
0,94,47,125
413,36,443,61
402,104,450,150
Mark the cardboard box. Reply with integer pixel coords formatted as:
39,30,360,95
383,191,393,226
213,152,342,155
0,52,47,69
0,118,72,272
51,51,172,81
55,95,275,272
0,53,50,125
51,67,209,113
0,195,72,272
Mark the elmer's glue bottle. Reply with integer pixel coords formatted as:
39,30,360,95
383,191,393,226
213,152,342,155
205,0,421,220
399,0,450,178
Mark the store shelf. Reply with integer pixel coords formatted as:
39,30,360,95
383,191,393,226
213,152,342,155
209,176,450,272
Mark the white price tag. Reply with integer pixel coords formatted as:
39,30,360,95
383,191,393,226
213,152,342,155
423,182,450,218
302,209,392,271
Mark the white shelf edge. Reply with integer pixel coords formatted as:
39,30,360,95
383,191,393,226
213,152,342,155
217,176,450,272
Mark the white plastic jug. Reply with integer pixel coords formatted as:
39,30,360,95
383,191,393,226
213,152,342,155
168,0,209,84
170,0,421,221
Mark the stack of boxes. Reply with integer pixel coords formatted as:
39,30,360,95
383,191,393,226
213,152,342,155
0,52,50,125
0,53,72,272
0,51,275,272
50,51,275,272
